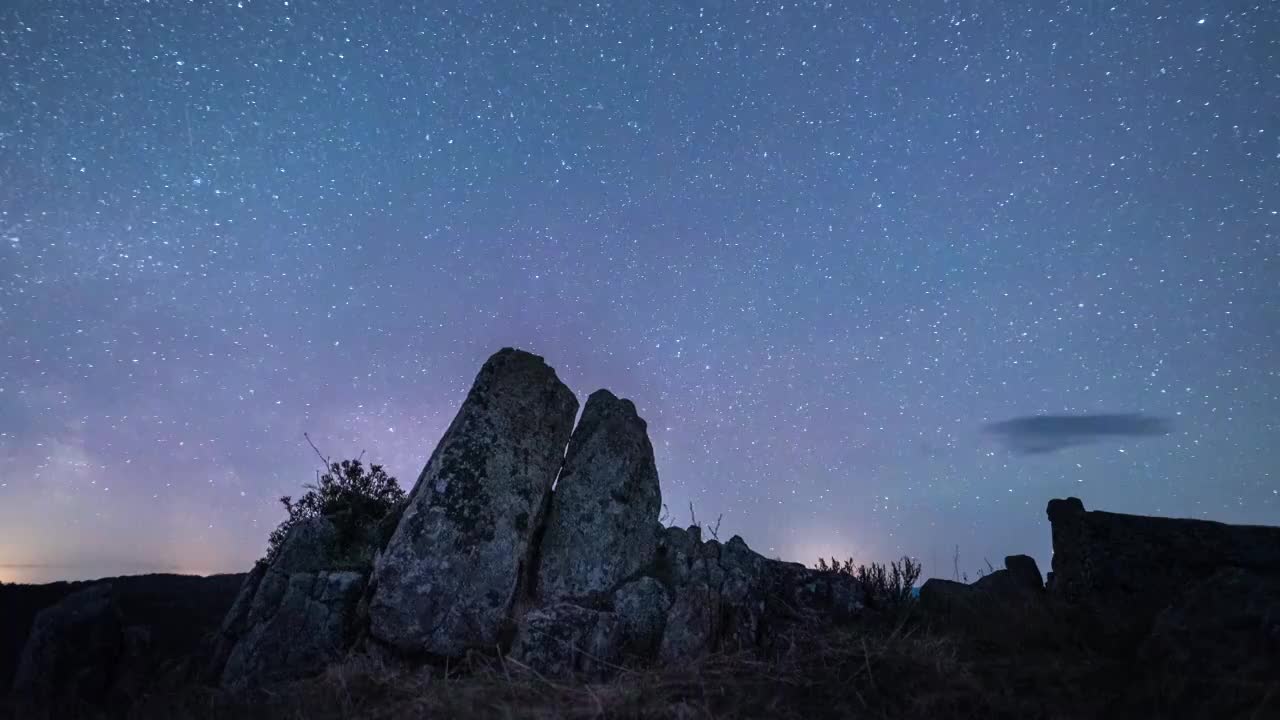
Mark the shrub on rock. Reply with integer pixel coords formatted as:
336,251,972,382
263,457,406,570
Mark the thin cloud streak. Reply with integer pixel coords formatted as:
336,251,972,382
983,413,1173,455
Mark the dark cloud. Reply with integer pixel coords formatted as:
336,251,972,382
983,413,1173,455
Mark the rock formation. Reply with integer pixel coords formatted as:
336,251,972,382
208,517,367,690
9,350,1280,717
1138,566,1280,717
919,554,1044,623
342,350,868,675
537,389,662,600
510,524,866,676
1046,496,1280,636
367,348,579,655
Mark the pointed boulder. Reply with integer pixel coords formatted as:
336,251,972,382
537,389,662,600
368,348,579,655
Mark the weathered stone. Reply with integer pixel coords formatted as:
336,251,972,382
658,582,717,662
203,562,267,682
654,525,699,587
1047,496,1280,635
213,517,340,664
1138,567,1280,716
1003,554,1044,592
509,603,622,678
206,518,371,689
787,565,865,623
652,532,865,662
219,571,365,690
271,516,340,574
920,554,1043,622
537,389,662,600
612,576,671,655
711,537,772,651
369,348,579,655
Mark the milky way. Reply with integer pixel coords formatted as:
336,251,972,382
1,1,1277,584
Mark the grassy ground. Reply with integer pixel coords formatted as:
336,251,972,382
5,598,1275,719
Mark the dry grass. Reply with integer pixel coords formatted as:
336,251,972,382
6,602,1274,720
112,612,1050,720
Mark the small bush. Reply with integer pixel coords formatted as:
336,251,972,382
816,555,922,611
262,458,406,567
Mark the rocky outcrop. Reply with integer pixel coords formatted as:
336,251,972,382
220,571,365,690
9,574,243,709
1046,496,1280,635
208,517,366,690
201,348,866,682
503,377,865,677
537,389,662,600
1003,553,1043,590
919,554,1044,623
512,526,865,677
1138,566,1280,716
368,348,579,656
204,563,267,683
657,581,717,662
498,382,870,678
16,343,1280,720
1041,496,1280,714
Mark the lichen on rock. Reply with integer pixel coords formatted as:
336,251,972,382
368,348,579,656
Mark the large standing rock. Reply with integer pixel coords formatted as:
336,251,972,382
369,348,579,655
1047,496,1280,637
537,389,662,600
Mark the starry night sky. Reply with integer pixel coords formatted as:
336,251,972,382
1,1,1277,585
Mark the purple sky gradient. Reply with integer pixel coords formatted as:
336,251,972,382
1,0,1277,584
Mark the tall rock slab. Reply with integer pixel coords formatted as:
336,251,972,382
1047,497,1280,600
368,348,579,655
537,389,662,600
1047,496,1280,637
